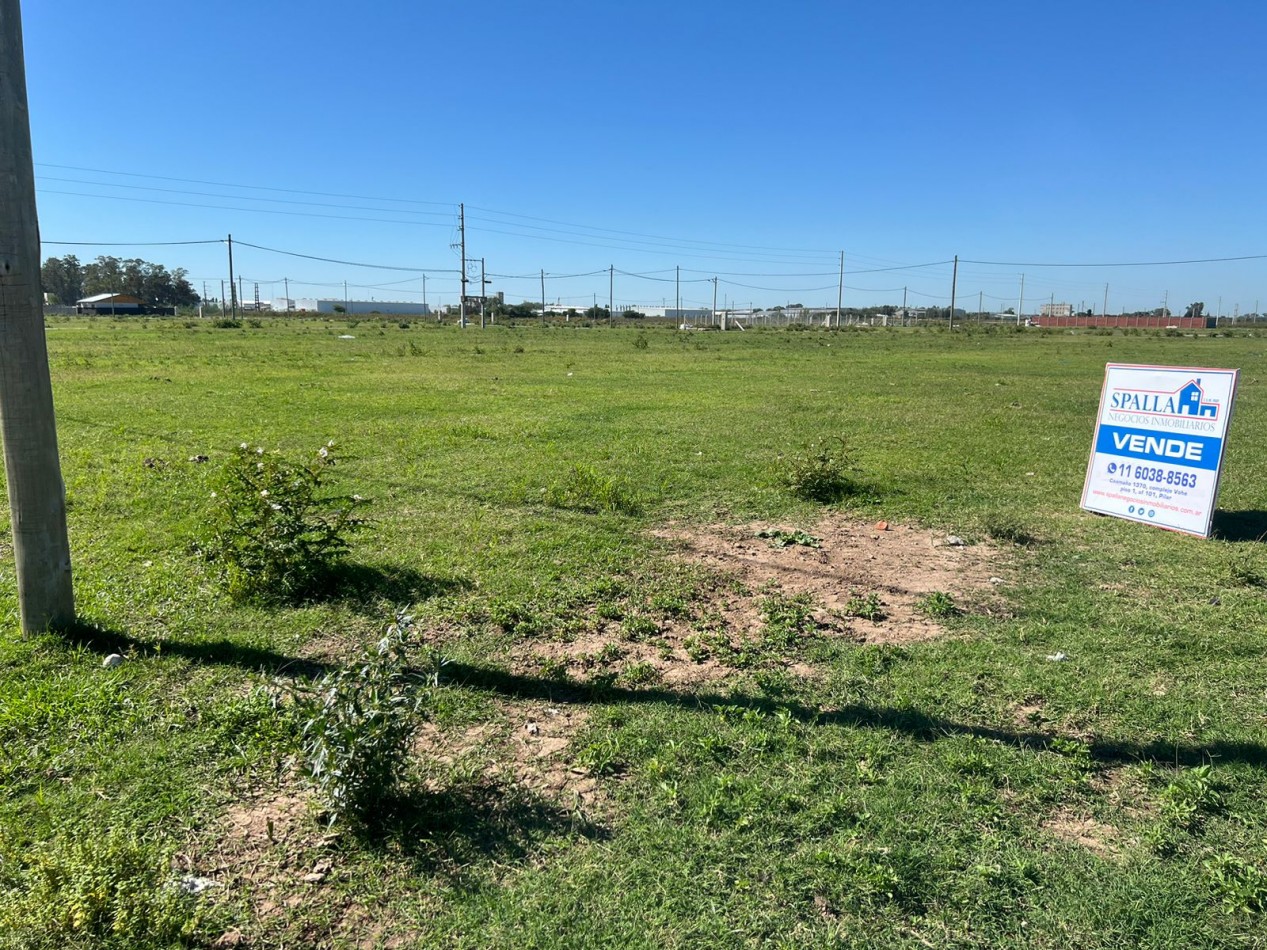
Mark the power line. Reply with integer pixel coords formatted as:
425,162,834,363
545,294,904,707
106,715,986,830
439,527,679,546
37,174,454,219
35,189,452,228
41,239,221,246
34,162,455,208
231,240,458,273
961,253,1267,267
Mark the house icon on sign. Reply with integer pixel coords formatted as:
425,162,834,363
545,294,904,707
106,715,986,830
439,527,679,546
1178,379,1218,418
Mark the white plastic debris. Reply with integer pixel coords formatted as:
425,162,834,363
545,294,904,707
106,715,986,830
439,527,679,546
525,722,540,736
102,653,124,669
337,334,355,339
175,875,220,895
989,577,1005,585
1045,652,1068,662
946,535,965,547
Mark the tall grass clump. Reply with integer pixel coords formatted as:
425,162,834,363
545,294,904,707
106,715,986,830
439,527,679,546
200,441,368,602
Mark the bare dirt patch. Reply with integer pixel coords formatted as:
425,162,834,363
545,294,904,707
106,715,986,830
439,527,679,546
656,515,1004,644
1040,807,1124,858
413,701,603,811
507,517,1005,712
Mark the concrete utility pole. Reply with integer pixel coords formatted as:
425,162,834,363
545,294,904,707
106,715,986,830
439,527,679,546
479,257,486,329
949,255,958,329
609,265,613,327
1102,283,1109,319
0,0,75,632
540,269,545,326
836,251,844,328
1017,274,1024,326
227,234,237,317
458,203,467,329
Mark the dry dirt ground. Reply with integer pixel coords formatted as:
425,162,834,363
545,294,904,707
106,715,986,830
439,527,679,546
205,517,1009,945
511,515,1006,688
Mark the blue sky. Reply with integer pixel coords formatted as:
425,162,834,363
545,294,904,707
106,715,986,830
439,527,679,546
21,1,1267,315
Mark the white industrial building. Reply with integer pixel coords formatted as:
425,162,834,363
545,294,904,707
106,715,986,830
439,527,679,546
290,298,431,316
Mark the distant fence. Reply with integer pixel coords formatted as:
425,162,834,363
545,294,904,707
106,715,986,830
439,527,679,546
1031,315,1214,329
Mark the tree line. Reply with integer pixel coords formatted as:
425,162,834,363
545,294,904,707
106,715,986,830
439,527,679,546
41,255,200,307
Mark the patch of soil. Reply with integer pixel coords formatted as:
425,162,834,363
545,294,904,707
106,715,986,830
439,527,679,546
507,517,1005,715
414,701,603,811
656,515,1003,645
1040,807,1123,858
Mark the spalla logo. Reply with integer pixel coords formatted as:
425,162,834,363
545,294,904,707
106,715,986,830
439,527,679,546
1109,378,1219,419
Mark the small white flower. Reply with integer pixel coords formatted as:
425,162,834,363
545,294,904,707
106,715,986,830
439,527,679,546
260,489,269,497
352,494,363,502
270,503,282,511
256,461,264,471
318,447,328,458
239,442,248,450
327,440,335,448
210,491,217,498
256,447,264,455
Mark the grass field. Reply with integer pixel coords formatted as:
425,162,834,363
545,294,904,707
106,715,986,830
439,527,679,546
2,318,1267,948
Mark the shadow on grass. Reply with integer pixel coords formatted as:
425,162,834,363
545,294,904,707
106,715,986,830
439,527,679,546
60,619,335,680
354,780,606,878
439,660,1267,771
318,562,472,607
1211,510,1267,543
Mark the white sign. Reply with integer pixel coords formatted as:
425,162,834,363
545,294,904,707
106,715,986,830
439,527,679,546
1081,363,1239,538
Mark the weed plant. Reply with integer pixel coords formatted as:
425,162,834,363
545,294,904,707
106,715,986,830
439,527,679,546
777,437,858,503
200,441,368,602
296,613,428,826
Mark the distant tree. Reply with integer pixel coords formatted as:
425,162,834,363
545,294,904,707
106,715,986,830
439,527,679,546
503,301,539,319
40,254,84,304
1184,301,1205,319
64,254,200,306
622,309,646,319
584,305,610,321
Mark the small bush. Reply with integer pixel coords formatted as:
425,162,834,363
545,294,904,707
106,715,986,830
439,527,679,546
777,437,858,503
632,332,649,350
201,441,369,602
211,318,241,329
297,613,428,825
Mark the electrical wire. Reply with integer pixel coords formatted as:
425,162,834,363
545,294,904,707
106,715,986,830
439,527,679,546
231,240,458,273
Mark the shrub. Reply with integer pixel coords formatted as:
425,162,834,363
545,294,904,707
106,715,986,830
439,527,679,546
211,318,241,329
201,441,369,602
777,437,858,503
297,613,428,825
632,332,649,350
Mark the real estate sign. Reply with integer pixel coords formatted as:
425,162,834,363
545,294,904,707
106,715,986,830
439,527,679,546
1081,363,1238,538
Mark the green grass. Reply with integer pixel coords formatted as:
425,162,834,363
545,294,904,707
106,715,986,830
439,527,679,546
2,317,1267,946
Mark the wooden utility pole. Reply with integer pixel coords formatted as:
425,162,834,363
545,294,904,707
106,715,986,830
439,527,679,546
0,0,75,632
